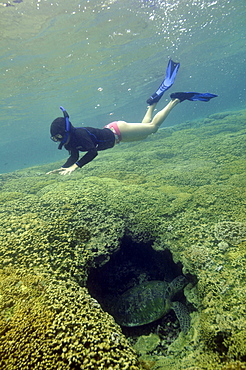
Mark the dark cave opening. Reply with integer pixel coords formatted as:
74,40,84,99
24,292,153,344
86,236,192,339
87,236,193,341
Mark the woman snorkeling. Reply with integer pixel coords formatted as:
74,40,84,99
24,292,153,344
47,59,217,176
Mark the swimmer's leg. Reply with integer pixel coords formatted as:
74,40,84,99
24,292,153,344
141,103,157,123
117,98,180,142
150,98,180,132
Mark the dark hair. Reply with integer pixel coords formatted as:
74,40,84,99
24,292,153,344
50,117,66,137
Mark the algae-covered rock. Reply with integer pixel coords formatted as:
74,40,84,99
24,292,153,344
134,333,160,355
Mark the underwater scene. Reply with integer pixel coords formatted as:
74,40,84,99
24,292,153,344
0,0,246,369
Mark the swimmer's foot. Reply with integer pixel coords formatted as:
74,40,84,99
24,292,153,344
147,59,180,105
170,92,218,102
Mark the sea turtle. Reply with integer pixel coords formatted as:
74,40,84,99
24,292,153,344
112,275,190,334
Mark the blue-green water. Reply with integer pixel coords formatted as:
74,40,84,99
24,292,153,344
0,0,245,173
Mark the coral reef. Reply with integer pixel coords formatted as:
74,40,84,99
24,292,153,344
214,221,246,246
0,267,139,369
134,334,160,356
0,109,246,369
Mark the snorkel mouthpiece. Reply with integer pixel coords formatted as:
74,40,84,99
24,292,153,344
58,106,71,150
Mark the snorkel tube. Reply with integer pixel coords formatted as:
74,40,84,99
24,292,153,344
58,106,71,150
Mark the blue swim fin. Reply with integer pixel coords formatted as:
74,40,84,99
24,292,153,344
147,59,180,105
170,92,218,102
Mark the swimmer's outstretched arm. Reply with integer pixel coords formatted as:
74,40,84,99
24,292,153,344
46,147,98,175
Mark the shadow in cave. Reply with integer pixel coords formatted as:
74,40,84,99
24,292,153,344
86,236,191,338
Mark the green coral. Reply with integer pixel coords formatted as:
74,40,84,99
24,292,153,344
221,361,246,370
214,221,246,245
0,109,246,369
0,268,139,369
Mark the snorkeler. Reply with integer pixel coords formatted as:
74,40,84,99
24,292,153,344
47,59,217,176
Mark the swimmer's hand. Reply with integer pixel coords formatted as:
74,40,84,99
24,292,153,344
46,168,63,175
46,164,78,175
59,164,78,175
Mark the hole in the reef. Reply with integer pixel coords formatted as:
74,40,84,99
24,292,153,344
87,236,192,343
213,331,230,356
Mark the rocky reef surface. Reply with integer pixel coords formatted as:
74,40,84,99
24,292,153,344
0,109,245,369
